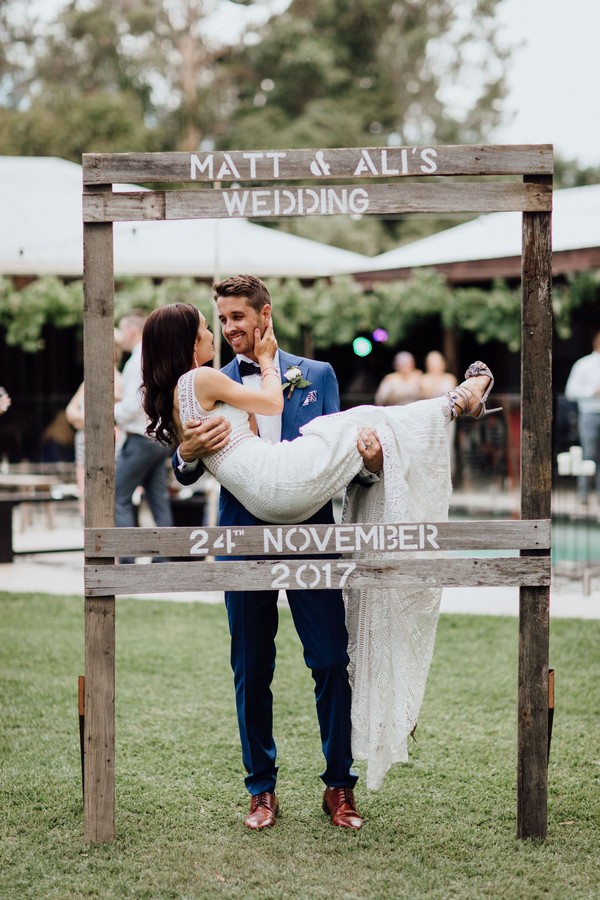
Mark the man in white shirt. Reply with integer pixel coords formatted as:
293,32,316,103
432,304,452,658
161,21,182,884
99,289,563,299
565,330,600,502
115,309,173,561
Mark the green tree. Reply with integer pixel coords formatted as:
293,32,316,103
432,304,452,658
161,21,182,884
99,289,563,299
1,0,511,163
553,156,600,190
0,0,271,157
0,0,34,108
0,93,154,160
1,272,590,356
222,0,510,151
30,0,220,152
0,276,82,352
219,0,512,249
0,0,154,155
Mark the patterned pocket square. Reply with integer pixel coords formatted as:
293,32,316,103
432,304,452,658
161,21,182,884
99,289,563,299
302,390,317,406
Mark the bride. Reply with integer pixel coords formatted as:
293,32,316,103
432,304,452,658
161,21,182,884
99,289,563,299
141,301,497,788
142,303,494,525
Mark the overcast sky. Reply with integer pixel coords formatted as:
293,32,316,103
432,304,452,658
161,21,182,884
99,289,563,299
491,0,600,166
27,0,600,168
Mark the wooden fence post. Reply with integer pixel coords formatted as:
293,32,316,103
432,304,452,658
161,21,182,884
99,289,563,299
518,175,553,839
83,192,117,844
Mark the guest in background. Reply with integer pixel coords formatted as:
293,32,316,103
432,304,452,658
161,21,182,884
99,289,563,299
66,330,124,515
375,351,423,406
565,329,600,503
420,351,457,399
41,409,75,463
0,387,11,415
65,383,85,508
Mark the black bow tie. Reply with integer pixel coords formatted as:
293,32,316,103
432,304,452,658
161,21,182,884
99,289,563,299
238,360,262,377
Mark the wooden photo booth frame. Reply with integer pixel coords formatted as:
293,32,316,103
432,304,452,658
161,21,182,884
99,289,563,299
81,144,553,843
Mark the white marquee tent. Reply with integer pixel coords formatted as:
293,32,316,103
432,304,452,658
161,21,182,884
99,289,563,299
350,182,600,277
0,156,373,279
5,156,598,286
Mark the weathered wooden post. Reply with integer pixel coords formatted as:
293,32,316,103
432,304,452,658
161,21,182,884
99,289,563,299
518,173,553,839
83,185,117,843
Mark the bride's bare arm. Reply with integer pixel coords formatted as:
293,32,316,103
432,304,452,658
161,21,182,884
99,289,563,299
196,324,283,416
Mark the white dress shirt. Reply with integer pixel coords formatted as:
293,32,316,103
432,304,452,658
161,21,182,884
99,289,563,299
565,350,600,413
237,353,282,444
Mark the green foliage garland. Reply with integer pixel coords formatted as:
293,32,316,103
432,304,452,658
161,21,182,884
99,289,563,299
0,276,82,352
0,271,591,355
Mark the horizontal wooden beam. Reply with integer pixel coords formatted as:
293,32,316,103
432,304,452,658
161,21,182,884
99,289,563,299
83,181,551,223
82,145,553,185
84,519,551,559
84,555,551,597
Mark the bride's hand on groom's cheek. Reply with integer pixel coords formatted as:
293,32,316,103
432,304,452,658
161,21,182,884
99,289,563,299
254,322,278,362
180,416,232,461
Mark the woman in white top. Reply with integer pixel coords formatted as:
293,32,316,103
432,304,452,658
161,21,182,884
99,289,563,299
66,331,124,514
421,351,458,399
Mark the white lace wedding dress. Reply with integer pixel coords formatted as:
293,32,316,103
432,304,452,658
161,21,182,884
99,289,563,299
178,368,453,788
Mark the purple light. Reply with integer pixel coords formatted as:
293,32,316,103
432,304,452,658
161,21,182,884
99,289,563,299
372,328,389,342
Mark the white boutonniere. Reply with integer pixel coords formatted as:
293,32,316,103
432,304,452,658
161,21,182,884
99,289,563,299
282,365,311,398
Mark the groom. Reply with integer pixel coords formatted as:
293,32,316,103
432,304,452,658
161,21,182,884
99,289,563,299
173,275,382,830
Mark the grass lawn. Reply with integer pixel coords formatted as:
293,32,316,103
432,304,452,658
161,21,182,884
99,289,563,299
1,591,599,899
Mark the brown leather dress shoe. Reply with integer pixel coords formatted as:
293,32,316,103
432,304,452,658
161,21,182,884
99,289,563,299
322,786,363,830
244,791,279,830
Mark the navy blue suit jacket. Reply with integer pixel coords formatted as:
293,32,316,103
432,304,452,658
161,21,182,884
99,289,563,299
172,350,341,528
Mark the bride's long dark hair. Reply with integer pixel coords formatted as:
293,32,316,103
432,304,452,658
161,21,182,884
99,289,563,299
141,302,200,446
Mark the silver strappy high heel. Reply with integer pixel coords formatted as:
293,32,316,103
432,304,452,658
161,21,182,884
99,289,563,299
446,361,503,420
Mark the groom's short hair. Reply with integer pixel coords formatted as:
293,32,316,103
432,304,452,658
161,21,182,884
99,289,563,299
213,275,271,314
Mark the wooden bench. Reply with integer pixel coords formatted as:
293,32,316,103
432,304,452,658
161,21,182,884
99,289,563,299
0,491,80,562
